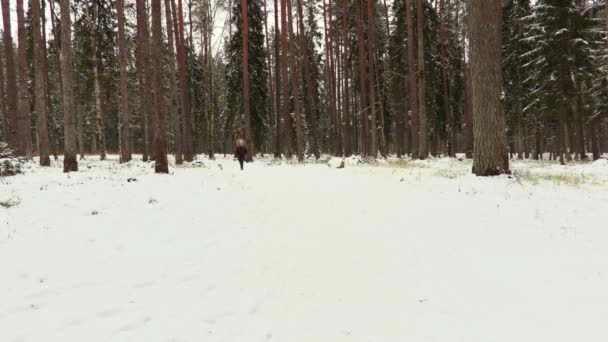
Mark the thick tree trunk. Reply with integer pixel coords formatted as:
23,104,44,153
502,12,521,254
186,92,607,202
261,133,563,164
117,0,132,163
60,0,77,172
417,0,427,159
16,0,32,158
164,0,182,164
31,0,50,166
1,0,18,151
469,0,509,175
280,0,292,158
405,0,418,158
151,0,168,173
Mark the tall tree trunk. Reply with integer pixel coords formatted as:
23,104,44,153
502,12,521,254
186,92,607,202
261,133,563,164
355,0,369,155
1,0,18,151
242,0,253,160
298,0,319,158
342,0,352,156
280,0,292,158
405,0,418,158
274,0,281,157
17,0,32,158
178,0,194,161
60,0,77,172
469,0,509,175
32,0,50,166
151,0,168,173
164,0,183,164
439,0,454,157
49,0,69,158
42,0,57,160
117,0,132,163
366,0,378,157
328,0,340,155
89,1,106,160
417,0,427,159
287,0,304,161
263,0,276,158
0,43,6,143
136,0,151,161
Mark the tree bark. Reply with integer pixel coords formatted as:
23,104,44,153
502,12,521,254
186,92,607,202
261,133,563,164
178,0,194,161
298,0,319,158
31,0,50,166
342,0,352,156
89,1,106,160
151,0,168,173
242,0,253,160
405,0,418,158
60,0,77,172
417,0,427,159
164,0,183,164
355,0,369,155
16,0,32,158
469,0,509,175
280,0,292,158
287,0,304,161
273,0,281,157
117,0,132,163
439,0,454,157
1,0,18,151
367,0,378,156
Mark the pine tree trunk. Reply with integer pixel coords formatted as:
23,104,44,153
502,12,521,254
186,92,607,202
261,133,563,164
298,0,319,159
263,0,276,158
405,0,418,158
89,1,105,161
439,0,454,157
469,0,509,175
342,0,352,156
280,0,292,158
1,0,18,151
417,0,427,159
177,0,193,161
60,0,77,172
117,0,131,163
242,0,253,160
136,0,150,161
366,0,378,157
164,0,182,164
355,0,369,156
31,0,50,166
151,0,168,173
287,0,304,161
16,0,32,158
274,0,281,158
0,44,6,143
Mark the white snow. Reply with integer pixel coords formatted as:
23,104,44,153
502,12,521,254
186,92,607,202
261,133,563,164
1,154,608,342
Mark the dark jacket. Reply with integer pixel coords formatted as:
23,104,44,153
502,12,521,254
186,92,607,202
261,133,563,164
235,145,248,161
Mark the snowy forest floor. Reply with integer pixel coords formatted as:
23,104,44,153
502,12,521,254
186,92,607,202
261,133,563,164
1,154,608,342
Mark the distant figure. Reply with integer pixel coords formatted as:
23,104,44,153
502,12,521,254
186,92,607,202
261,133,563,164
234,139,248,170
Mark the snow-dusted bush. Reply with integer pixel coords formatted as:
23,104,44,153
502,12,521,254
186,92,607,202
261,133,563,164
0,143,22,176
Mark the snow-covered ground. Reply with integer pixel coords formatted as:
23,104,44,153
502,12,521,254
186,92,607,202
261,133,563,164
1,154,608,342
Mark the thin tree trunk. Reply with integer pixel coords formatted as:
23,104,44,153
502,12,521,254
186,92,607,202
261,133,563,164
366,0,378,157
280,0,292,158
16,0,32,158
405,0,418,158
151,0,168,173
60,0,77,172
469,0,509,175
342,0,352,156
89,1,106,160
242,0,253,160
178,0,194,161
287,0,304,161
31,0,50,166
274,0,281,157
417,0,427,159
263,0,276,158
117,0,132,163
298,0,319,158
439,0,454,157
355,0,369,156
136,0,150,161
0,43,6,143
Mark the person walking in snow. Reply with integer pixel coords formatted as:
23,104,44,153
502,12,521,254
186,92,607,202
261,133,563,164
234,138,248,171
